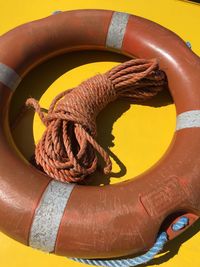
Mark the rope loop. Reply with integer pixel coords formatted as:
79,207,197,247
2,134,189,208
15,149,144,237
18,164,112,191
26,58,167,183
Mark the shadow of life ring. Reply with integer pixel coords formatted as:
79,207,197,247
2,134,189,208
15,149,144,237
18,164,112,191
0,9,200,262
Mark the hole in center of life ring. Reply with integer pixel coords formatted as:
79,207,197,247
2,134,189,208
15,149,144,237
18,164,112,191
9,50,176,186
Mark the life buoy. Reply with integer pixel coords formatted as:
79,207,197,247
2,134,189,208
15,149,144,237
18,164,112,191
0,9,200,261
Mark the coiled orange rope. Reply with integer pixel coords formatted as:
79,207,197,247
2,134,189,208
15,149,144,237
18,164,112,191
26,58,167,183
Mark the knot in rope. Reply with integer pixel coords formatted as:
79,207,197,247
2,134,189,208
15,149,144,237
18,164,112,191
26,58,167,183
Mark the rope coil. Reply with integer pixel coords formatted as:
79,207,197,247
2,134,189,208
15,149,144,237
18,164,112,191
26,58,167,183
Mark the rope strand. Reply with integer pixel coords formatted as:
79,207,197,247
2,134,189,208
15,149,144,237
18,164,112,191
26,58,167,183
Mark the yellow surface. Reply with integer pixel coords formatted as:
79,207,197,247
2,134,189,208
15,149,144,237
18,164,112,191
0,0,200,266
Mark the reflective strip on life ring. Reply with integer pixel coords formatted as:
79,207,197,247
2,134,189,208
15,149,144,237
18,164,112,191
0,62,21,90
176,110,200,130
106,12,129,49
0,9,200,260
29,181,75,252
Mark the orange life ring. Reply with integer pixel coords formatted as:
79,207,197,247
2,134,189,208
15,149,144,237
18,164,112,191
0,9,200,261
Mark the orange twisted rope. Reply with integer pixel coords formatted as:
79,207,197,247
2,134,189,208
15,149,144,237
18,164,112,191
26,58,167,183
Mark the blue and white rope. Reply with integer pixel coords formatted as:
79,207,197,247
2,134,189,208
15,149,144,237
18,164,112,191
171,216,189,231
186,41,192,49
70,216,189,267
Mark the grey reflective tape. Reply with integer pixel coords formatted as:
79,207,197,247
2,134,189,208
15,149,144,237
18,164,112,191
0,63,21,90
176,110,200,130
106,12,129,49
29,180,75,252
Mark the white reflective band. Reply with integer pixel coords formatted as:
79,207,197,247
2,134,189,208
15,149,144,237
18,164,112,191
0,63,21,90
106,12,129,49
29,180,75,252
176,110,200,130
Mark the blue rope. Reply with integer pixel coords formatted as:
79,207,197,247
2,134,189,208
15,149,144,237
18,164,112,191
70,216,189,267
186,41,192,49
52,10,62,15
171,216,188,231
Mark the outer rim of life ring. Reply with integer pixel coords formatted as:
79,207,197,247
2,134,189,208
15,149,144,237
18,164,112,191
0,9,200,259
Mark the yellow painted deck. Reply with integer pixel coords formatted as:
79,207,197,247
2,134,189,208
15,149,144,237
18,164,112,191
0,0,200,266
